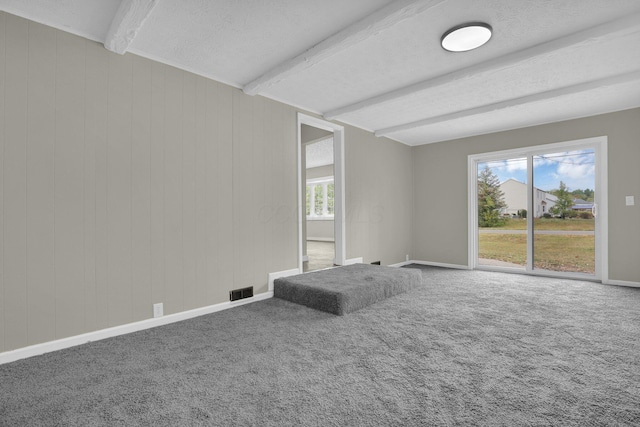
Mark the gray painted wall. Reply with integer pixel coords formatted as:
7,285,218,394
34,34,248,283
412,108,640,282
301,124,331,144
307,220,334,241
0,13,413,353
346,126,413,266
306,165,334,180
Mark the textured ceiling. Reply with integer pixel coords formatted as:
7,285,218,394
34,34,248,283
306,138,335,169
2,0,639,146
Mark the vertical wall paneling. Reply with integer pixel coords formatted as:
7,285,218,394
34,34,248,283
216,84,234,301
263,101,296,277
182,73,197,309
252,97,267,291
208,82,234,303
54,31,87,338
163,66,184,315
106,51,134,326
3,14,29,350
345,128,364,260
0,13,416,354
86,42,109,331
26,22,56,345
203,80,217,304
131,56,152,321
203,81,217,303
344,127,413,265
280,106,297,270
149,62,165,309
263,103,276,275
0,12,6,352
83,41,98,331
282,105,297,269
194,76,208,303
232,91,253,289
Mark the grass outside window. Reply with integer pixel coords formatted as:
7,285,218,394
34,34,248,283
479,218,595,274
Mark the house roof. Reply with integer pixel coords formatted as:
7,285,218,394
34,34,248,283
3,0,639,146
573,203,594,210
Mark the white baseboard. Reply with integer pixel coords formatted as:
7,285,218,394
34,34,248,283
343,257,364,265
268,267,301,291
604,279,640,288
0,291,273,366
388,261,411,267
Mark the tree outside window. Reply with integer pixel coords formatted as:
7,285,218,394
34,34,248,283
478,164,506,227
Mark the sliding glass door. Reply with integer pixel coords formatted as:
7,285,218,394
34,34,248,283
470,137,606,280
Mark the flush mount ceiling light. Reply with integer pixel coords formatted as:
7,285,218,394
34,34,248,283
441,22,492,52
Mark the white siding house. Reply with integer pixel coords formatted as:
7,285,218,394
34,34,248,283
499,179,557,218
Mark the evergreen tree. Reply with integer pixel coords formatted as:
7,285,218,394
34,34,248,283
478,165,506,227
549,181,574,219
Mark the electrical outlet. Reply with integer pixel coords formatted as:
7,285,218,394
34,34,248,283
626,196,635,206
153,303,163,318
406,254,409,262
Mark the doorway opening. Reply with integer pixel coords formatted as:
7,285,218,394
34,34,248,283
468,136,608,281
297,114,345,273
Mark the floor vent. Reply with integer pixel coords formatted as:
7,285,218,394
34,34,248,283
230,286,254,302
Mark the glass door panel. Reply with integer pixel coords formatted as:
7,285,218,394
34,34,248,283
532,150,596,274
477,158,527,270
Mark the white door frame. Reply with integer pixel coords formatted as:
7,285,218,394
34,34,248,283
297,113,346,272
468,136,608,282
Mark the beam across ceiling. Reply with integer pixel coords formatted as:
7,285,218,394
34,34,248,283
325,12,640,121
104,0,159,55
374,70,640,137
242,0,448,96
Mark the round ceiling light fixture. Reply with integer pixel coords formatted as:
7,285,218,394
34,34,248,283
441,22,492,52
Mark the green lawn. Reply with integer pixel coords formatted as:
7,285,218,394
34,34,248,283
481,218,595,231
479,234,595,274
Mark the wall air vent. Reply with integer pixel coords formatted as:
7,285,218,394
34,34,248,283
230,286,254,302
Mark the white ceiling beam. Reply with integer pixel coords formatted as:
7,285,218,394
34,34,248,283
325,12,640,120
104,0,159,55
374,70,640,137
242,0,448,96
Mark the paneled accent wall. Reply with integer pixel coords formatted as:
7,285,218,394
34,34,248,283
345,126,413,265
0,13,299,353
0,13,413,353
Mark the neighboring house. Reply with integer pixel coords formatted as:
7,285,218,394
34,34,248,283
572,198,594,212
499,179,558,218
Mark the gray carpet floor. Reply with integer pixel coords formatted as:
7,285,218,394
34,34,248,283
1,265,639,426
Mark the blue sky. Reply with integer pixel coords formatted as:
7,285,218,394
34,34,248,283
479,149,595,192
